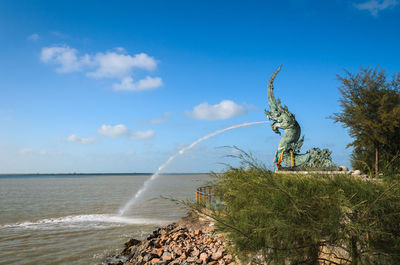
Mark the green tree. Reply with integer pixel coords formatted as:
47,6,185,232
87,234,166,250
331,67,400,176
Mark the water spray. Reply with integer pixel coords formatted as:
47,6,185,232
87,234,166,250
118,121,268,216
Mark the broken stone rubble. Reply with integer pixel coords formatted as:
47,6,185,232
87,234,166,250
101,218,234,265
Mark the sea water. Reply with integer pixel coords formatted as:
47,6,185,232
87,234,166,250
0,121,268,264
0,174,211,265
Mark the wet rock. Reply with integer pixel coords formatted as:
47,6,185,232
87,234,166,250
147,229,158,240
125,246,138,258
104,254,128,265
143,239,155,249
143,253,159,262
125,238,141,247
120,238,141,256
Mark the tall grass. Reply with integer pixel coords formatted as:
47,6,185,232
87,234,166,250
206,152,400,264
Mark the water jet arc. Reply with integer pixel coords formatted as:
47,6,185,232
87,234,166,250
118,121,268,216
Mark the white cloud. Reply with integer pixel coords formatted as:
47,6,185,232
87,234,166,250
131,130,155,140
97,124,155,140
41,45,161,91
40,46,91,73
113,76,163,91
19,148,33,155
187,100,247,120
354,0,398,16
66,134,95,144
87,52,156,79
28,33,40,41
97,124,129,137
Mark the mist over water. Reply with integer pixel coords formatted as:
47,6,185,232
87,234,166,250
118,121,268,216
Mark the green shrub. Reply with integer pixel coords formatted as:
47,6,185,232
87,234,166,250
210,162,400,264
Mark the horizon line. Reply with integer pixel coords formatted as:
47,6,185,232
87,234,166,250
0,172,210,176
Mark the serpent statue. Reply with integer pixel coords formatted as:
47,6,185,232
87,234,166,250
265,66,334,169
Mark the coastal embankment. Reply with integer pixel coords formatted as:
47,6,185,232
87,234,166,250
102,214,234,265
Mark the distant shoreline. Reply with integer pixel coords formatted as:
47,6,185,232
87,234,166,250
0,172,210,177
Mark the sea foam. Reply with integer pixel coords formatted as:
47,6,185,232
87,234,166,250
0,214,169,230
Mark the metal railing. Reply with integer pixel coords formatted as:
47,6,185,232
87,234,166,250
195,185,215,205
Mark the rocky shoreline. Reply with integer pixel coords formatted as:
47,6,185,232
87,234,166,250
102,214,234,265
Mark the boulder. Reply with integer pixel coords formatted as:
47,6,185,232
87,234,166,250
104,254,128,265
124,246,138,258
125,238,141,247
103,218,233,265
162,252,173,261
143,253,159,262
224,254,232,264
187,256,198,263
153,248,163,257
211,251,223,261
191,248,200,257
200,252,209,263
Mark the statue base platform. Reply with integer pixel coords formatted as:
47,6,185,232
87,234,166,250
275,166,349,175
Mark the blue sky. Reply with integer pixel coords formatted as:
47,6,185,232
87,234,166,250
0,0,399,173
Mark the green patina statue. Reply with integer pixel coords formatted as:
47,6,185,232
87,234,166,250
265,66,334,169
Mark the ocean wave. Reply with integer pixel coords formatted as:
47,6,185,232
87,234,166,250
0,214,170,230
